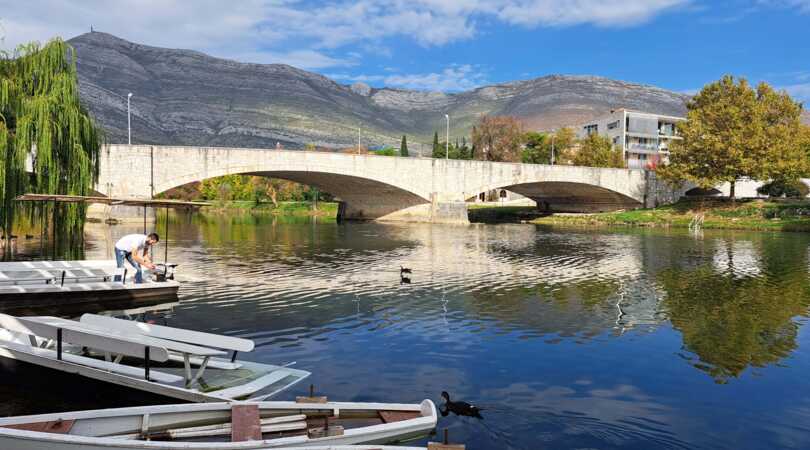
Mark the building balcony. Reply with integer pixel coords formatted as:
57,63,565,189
626,143,659,153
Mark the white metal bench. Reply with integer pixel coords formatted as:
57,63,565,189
30,316,227,388
81,314,254,369
0,314,178,383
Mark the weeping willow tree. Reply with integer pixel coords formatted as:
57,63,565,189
0,38,101,257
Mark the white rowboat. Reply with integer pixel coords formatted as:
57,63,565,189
0,400,438,449
0,313,310,402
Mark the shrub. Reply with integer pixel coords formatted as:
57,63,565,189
756,180,809,198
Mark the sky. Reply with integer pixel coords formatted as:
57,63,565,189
1,0,809,100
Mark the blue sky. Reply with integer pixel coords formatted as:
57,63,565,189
2,0,809,100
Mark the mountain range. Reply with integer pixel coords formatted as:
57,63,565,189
69,32,806,150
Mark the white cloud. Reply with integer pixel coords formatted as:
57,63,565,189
783,83,810,102
384,64,489,91
759,0,810,12
332,64,489,91
231,49,356,69
496,0,688,27
0,0,278,55
0,0,692,70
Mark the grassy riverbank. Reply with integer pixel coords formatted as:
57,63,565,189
201,200,338,217
528,199,810,232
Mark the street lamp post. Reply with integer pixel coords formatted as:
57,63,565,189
127,92,133,145
445,114,449,160
551,134,555,165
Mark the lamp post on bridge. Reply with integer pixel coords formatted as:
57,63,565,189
127,92,133,145
551,133,555,165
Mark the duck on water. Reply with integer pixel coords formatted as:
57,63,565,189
440,392,483,419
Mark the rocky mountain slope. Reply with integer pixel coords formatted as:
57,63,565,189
70,32,694,149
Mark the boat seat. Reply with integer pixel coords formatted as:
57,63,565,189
41,269,114,283
379,410,421,423
0,269,115,285
3,419,75,434
0,270,56,285
211,369,295,400
231,404,262,442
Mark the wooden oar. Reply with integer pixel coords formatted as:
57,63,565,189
156,421,307,440
110,414,307,440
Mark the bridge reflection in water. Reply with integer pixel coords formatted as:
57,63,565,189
4,218,810,450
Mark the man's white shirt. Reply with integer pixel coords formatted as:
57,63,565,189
115,234,149,252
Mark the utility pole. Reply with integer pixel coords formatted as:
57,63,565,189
357,126,361,154
127,92,133,145
445,114,450,160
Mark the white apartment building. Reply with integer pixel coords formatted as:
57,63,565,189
576,109,684,170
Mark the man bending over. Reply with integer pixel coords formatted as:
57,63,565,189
114,233,159,283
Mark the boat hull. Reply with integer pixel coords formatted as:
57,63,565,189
0,283,179,310
0,344,308,403
0,431,428,450
0,401,438,449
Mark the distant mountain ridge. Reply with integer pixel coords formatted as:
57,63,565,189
69,32,696,148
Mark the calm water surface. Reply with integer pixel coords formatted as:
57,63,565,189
3,215,810,450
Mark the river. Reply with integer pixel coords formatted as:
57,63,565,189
3,214,810,449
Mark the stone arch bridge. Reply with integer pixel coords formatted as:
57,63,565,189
97,145,679,223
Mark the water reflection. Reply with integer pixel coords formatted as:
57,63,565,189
657,235,810,383
5,216,810,449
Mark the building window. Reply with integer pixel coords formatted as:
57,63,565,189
658,121,678,136
584,124,598,135
607,120,620,130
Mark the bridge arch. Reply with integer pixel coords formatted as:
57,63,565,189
158,169,431,221
493,181,641,212
463,163,648,212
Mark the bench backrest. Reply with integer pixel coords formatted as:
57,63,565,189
80,314,254,352
0,314,169,362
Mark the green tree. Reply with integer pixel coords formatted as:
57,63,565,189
572,133,625,168
756,179,809,198
0,38,102,250
433,131,440,157
521,131,551,164
432,140,450,158
434,141,472,160
660,76,806,200
400,135,409,157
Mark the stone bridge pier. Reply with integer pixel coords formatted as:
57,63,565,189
96,145,680,224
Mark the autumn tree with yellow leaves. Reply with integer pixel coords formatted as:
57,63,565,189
660,76,807,200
